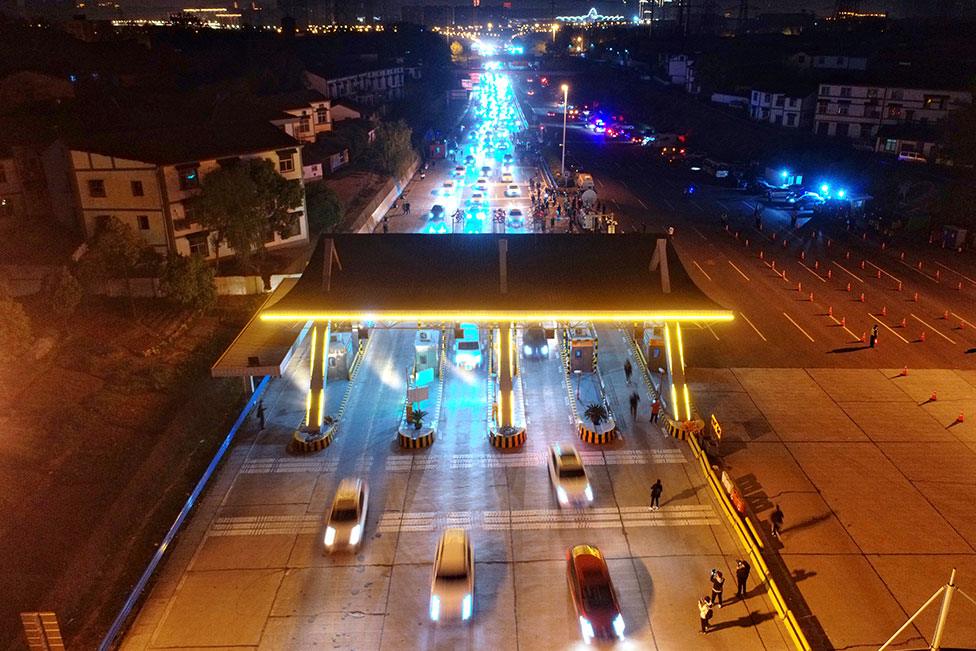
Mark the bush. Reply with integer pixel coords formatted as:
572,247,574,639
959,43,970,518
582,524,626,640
305,181,343,233
161,254,216,310
43,267,82,324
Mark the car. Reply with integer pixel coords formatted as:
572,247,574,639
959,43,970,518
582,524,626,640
429,204,445,221
454,323,481,369
507,208,525,228
323,478,368,553
465,154,476,165
481,165,492,176
453,165,466,177
505,184,520,197
474,177,488,191
898,151,927,163
522,326,549,358
430,528,475,622
470,192,485,205
546,110,557,117
566,544,625,643
440,180,456,196
766,187,794,202
501,172,513,183
526,89,535,95
547,444,593,507
503,153,513,162
788,192,826,212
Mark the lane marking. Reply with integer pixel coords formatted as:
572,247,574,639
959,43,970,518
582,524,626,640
691,226,708,241
935,261,976,286
832,261,864,283
692,260,713,281
637,197,648,209
739,312,768,342
727,259,751,281
783,312,815,342
870,316,910,344
910,313,956,344
828,315,861,340
951,312,976,329
798,262,828,283
863,259,901,282
705,324,721,341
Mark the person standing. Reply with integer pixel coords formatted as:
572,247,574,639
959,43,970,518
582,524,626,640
650,399,661,423
735,560,751,598
624,359,633,384
256,400,266,430
710,569,725,607
771,504,784,539
870,324,879,348
629,391,640,421
650,479,663,510
698,595,713,634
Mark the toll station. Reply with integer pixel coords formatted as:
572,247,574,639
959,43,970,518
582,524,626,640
216,233,733,452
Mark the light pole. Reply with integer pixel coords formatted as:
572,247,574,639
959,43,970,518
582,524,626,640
560,83,569,186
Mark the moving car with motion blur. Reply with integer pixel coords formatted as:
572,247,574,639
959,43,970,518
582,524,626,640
429,204,445,221
566,544,625,643
506,208,525,229
453,165,466,178
430,528,475,623
505,184,520,197
547,443,593,507
522,325,549,359
323,478,369,553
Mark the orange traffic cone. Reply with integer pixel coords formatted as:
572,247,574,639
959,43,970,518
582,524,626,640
899,366,908,377
930,390,938,402
957,412,965,423
881,306,888,317
827,269,833,280
860,332,866,343
846,282,852,292
808,292,814,302
899,318,907,328
828,306,833,317
840,316,846,327
919,331,926,342
859,293,865,303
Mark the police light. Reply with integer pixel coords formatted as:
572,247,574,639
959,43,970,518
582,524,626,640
820,184,830,195
781,169,789,178
837,188,846,198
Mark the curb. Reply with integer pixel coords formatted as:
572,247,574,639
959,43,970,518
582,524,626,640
398,428,435,449
577,420,617,444
662,415,705,440
488,426,526,449
291,424,336,453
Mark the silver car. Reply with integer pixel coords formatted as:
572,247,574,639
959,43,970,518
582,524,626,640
547,444,593,507
429,528,475,622
323,478,368,553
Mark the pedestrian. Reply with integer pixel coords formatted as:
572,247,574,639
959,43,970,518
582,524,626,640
771,504,784,539
735,560,751,598
624,359,633,384
650,479,663,510
790,208,798,228
629,391,640,421
698,595,713,634
870,324,879,348
710,569,725,607
550,215,555,230
382,218,389,234
256,400,266,430
650,399,661,423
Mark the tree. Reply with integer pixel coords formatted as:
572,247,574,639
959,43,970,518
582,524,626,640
449,40,464,62
0,291,32,365
161,254,216,309
305,181,343,233
408,408,428,431
43,267,82,325
370,120,415,178
941,99,976,167
190,158,304,270
584,403,608,428
78,217,146,312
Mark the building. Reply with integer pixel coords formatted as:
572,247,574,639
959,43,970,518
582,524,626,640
304,62,405,107
874,122,943,161
749,83,817,129
665,54,699,94
258,90,333,143
813,82,972,142
67,122,308,260
787,51,868,72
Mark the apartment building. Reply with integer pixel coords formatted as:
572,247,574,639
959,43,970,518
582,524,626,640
259,89,333,143
304,62,405,106
665,54,700,95
749,84,817,129
813,82,971,141
68,122,308,259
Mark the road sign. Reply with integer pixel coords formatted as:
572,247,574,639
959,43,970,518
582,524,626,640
408,385,429,404
20,612,64,651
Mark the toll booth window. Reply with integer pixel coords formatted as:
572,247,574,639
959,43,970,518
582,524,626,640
328,357,337,367
575,350,582,358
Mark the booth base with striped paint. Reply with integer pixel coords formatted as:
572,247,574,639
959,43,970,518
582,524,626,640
488,426,526,449
662,416,705,440
577,419,618,445
291,425,336,453
398,427,435,449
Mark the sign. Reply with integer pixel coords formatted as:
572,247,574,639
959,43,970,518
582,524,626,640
710,413,722,440
20,612,64,651
729,487,747,515
407,385,429,404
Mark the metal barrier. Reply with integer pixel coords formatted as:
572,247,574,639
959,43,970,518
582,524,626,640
99,375,272,650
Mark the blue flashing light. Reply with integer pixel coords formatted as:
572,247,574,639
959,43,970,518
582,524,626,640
780,169,789,178
837,188,846,198
820,184,830,195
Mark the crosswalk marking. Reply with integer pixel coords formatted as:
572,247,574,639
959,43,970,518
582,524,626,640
207,504,719,537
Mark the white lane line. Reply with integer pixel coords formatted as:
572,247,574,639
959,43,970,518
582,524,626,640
692,260,713,282
910,313,956,344
660,197,675,211
870,316,910,344
727,259,751,281
827,315,861,341
637,197,648,209
951,312,976,329
691,226,708,241
935,261,976,286
783,312,815,342
689,199,704,212
739,312,768,342
798,262,828,283
863,259,901,282
832,261,864,283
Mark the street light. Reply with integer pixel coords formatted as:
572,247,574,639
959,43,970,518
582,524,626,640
560,83,569,185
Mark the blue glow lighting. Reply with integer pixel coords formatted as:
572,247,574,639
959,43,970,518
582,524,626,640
837,188,846,198
820,184,830,195
781,169,789,178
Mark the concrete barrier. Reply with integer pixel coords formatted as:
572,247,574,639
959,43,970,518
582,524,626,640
488,426,526,449
291,424,336,453
398,428,435,449
577,421,617,444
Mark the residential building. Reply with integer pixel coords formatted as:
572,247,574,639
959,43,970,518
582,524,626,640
67,122,308,260
665,55,699,94
814,83,972,142
259,90,333,143
874,123,943,161
304,62,405,106
749,84,817,129
787,51,868,72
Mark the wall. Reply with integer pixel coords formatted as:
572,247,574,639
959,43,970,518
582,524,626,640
347,154,420,233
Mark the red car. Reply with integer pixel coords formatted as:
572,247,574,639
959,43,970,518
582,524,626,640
566,545,626,643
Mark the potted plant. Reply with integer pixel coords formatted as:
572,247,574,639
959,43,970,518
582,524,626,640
409,409,428,431
584,403,608,428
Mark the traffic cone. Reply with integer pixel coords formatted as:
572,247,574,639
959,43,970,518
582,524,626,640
845,250,851,260
943,310,949,320
745,238,750,247
772,232,777,241
899,366,908,377
930,390,937,402
900,252,905,260
827,269,833,280
957,282,963,291
771,260,776,270
828,306,833,317
882,306,888,317
809,292,814,302
846,282,852,292
862,232,867,240
759,249,764,260
897,281,903,291
913,292,919,303
860,332,866,343
876,269,882,279
899,318,907,328
800,251,805,261
783,239,789,248
815,260,820,270
919,331,926,342
840,316,846,327
935,270,941,281
859,293,865,303
917,261,923,270
827,238,832,247
881,242,887,250
961,321,967,330
860,260,866,269
797,282,802,292
957,412,965,423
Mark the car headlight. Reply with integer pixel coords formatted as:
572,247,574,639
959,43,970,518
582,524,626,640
613,613,626,639
541,345,549,355
523,344,531,355
324,526,336,547
348,524,362,546
584,484,594,502
557,486,569,504
429,595,441,621
461,593,473,621
579,616,595,643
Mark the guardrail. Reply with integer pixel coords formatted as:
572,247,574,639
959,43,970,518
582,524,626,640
99,375,272,650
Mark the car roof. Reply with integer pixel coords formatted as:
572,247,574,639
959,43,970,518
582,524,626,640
437,529,470,575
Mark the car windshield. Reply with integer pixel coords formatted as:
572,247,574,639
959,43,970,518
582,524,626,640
437,569,469,581
332,502,358,522
458,341,479,350
559,465,585,478
581,573,614,609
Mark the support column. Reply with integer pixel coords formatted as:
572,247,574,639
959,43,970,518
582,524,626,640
497,323,514,429
662,322,692,422
305,321,331,433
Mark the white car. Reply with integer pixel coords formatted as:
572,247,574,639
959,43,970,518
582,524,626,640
501,172,513,184
323,478,369,552
430,528,475,622
547,444,593,507
440,180,456,196
505,184,520,197
453,165,466,177
507,208,525,229
470,192,485,205
475,177,488,191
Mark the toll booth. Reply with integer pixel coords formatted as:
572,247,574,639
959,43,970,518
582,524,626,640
566,324,597,373
414,329,441,385
327,328,359,381
639,323,666,364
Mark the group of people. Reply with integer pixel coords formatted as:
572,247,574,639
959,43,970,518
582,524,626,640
624,358,662,424
698,561,752,634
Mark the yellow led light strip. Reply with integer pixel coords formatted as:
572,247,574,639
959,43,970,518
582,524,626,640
262,311,734,323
